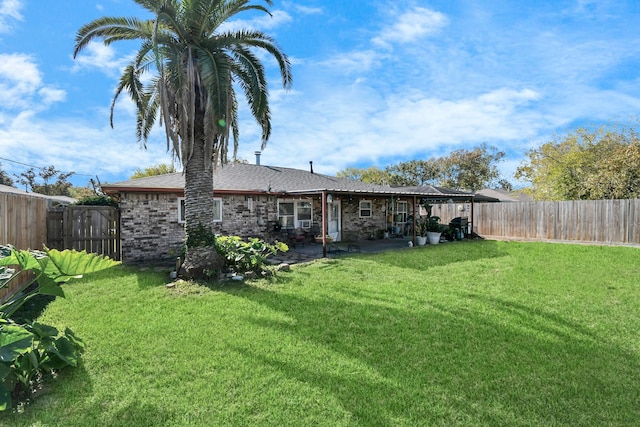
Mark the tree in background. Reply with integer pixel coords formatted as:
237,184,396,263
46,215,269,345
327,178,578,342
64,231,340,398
130,163,177,179
74,0,292,279
336,166,391,185
69,185,97,200
0,163,13,186
515,124,640,200
337,144,506,191
385,159,442,187
438,144,505,192
14,166,74,196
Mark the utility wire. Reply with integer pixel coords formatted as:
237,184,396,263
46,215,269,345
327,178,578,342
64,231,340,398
0,155,95,177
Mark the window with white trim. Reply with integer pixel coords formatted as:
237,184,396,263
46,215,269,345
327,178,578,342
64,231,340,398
359,200,372,218
277,199,313,229
178,197,222,224
396,201,408,222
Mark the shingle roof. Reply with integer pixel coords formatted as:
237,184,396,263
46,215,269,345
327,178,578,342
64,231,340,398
0,184,77,205
475,188,533,202
102,163,474,199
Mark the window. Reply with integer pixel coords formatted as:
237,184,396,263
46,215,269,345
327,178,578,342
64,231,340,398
297,201,312,228
278,199,313,229
395,201,408,222
278,201,294,229
178,197,222,224
359,200,372,218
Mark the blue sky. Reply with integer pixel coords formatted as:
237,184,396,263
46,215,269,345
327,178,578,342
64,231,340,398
0,0,639,189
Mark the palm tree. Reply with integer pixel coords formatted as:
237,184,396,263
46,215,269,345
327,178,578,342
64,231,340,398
74,0,292,278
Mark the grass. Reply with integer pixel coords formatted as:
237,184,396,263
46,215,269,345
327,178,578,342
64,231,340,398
2,240,639,426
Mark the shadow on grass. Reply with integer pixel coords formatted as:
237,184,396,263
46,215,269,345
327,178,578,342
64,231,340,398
337,239,505,274
228,281,640,425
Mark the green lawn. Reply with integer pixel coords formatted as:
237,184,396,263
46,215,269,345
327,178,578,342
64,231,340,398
2,240,639,426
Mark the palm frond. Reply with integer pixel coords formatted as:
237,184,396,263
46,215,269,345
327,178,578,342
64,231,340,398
75,0,290,171
74,17,153,57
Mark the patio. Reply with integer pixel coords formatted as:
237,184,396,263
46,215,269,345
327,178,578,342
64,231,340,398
267,237,416,265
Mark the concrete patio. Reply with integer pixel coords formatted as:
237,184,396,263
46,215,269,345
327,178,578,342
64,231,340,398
267,237,416,265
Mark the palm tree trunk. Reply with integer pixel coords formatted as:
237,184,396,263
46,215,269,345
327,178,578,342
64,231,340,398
180,120,224,280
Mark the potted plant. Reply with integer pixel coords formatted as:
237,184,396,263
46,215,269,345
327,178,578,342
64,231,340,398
425,216,444,245
416,219,429,246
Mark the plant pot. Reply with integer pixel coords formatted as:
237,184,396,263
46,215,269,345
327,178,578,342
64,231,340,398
416,236,427,246
315,236,333,244
426,231,441,245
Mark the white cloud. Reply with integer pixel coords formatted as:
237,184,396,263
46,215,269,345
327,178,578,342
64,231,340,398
372,7,448,47
72,42,131,78
0,108,172,185
220,10,292,32
245,81,545,178
0,0,22,33
292,5,322,15
0,53,66,111
317,50,382,74
0,53,41,88
39,87,67,106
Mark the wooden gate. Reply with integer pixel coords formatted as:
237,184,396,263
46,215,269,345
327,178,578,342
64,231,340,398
47,206,120,260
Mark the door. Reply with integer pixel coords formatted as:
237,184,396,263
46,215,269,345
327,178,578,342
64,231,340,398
327,200,341,241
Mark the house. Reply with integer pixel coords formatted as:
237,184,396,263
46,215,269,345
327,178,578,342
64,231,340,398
101,162,476,263
475,188,533,202
0,184,76,206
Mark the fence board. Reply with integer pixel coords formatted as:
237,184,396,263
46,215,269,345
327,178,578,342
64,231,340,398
59,206,121,260
472,199,640,245
0,192,51,302
0,192,49,250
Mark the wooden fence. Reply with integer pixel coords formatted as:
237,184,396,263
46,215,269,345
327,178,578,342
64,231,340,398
1,195,121,302
0,192,51,302
471,199,640,245
47,206,120,260
1,192,49,251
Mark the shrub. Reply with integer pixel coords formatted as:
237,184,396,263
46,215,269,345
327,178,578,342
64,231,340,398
215,236,288,273
73,195,118,207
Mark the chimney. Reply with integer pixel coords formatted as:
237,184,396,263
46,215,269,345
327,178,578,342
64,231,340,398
255,151,261,165
309,161,314,174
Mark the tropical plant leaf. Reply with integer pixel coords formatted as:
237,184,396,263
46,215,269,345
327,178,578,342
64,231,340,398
0,382,10,411
37,275,66,298
0,248,39,271
0,266,16,289
43,249,119,282
29,322,59,339
64,328,85,351
0,363,10,380
0,325,33,362
43,336,79,368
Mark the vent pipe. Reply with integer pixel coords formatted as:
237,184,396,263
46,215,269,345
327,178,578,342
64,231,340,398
255,151,261,165
309,161,314,174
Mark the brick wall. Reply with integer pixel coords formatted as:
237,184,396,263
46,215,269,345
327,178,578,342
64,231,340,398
118,192,185,262
340,198,388,240
118,192,416,262
118,192,281,262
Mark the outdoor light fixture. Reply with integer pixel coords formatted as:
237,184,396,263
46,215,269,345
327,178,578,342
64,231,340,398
326,194,333,203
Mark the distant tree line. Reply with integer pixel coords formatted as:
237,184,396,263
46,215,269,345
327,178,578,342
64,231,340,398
337,144,509,192
516,123,640,200
4,165,75,196
0,163,13,186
